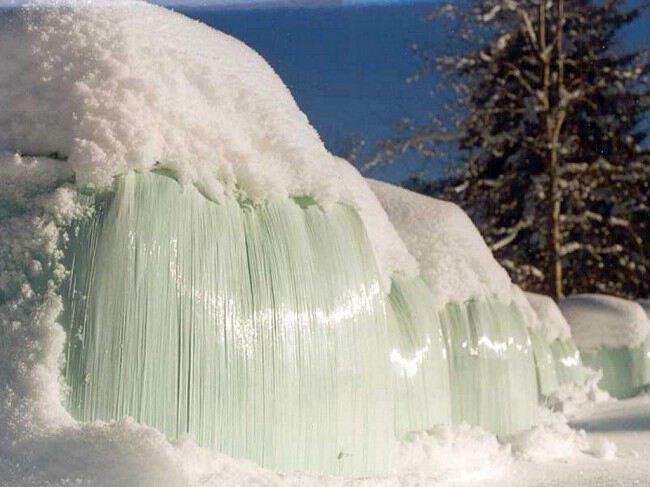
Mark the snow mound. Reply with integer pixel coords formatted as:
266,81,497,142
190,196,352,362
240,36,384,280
560,294,650,350
368,179,512,307
525,292,572,342
0,2,416,282
509,408,617,462
547,367,612,418
0,414,514,486
394,423,512,484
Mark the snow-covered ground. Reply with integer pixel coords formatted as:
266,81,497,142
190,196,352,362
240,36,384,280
500,396,650,487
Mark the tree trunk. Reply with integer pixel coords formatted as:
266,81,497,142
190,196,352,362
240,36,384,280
541,0,565,299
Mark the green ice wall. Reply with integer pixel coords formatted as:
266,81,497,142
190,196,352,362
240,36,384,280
528,329,559,397
439,300,537,436
579,342,650,399
61,172,395,476
631,339,650,392
387,276,451,437
549,339,586,387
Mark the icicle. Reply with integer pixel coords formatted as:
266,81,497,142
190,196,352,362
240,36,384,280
549,339,586,387
528,328,559,398
387,275,451,437
440,300,537,436
61,171,395,476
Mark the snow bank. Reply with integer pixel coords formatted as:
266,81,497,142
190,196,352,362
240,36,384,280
0,1,415,282
547,367,611,418
525,292,571,342
560,294,650,350
0,415,514,487
509,408,616,462
368,179,512,307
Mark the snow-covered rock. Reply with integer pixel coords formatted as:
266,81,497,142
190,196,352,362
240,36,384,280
368,179,512,308
560,294,650,350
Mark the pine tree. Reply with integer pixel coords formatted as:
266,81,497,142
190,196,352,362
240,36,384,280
381,0,650,299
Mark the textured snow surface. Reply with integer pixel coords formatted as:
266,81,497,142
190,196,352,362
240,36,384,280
368,179,512,307
0,417,515,487
641,300,650,317
560,294,650,350
525,292,571,342
511,285,541,329
0,2,415,282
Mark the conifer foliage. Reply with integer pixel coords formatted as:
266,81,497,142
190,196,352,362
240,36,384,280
405,0,650,298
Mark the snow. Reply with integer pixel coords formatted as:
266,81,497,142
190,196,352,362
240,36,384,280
546,367,611,418
511,285,542,330
560,294,650,350
2,2,650,486
525,292,572,342
0,1,416,284
0,417,513,487
640,300,650,317
368,179,512,308
510,287,571,343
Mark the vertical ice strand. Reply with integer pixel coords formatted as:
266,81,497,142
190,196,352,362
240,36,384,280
511,286,560,398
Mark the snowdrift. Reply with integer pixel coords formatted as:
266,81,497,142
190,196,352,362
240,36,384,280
561,294,650,399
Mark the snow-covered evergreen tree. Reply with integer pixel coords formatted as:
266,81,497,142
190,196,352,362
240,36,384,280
383,0,650,299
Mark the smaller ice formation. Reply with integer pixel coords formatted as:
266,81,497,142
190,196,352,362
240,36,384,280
387,275,452,438
523,291,586,389
560,295,650,399
369,179,537,436
511,286,559,397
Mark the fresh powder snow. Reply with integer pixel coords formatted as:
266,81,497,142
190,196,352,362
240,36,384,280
0,0,416,287
560,294,650,350
525,292,572,343
367,179,512,308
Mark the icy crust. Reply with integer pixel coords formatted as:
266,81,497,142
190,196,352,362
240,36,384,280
525,292,571,343
560,294,650,350
368,179,512,307
0,2,416,282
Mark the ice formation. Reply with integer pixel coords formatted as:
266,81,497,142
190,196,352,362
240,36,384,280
0,1,416,287
369,180,537,435
561,294,650,399
509,287,585,393
387,276,452,437
0,1,432,477
510,286,559,397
